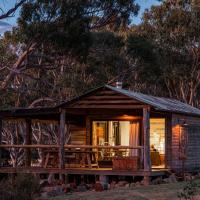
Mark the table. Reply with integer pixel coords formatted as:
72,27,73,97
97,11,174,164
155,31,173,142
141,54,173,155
150,151,161,166
42,149,98,168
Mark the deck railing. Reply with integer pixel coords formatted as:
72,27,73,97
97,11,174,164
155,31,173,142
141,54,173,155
0,145,144,171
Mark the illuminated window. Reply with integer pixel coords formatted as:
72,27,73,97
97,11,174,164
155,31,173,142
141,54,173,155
150,118,165,167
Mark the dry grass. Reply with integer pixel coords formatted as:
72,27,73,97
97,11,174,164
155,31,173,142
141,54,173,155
43,182,193,200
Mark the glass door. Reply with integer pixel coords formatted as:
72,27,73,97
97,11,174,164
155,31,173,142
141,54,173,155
150,118,165,168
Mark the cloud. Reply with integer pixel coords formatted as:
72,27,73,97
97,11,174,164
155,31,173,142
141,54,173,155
0,21,12,33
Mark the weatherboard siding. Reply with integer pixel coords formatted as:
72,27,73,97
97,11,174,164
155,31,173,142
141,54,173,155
171,114,200,172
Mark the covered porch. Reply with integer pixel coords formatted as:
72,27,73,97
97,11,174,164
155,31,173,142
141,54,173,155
0,86,169,184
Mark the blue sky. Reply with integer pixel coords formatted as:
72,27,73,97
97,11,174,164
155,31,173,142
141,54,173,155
0,0,160,32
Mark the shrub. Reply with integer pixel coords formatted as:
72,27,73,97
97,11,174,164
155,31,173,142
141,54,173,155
178,181,200,200
0,174,40,200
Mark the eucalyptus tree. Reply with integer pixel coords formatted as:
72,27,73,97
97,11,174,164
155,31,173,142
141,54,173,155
126,0,200,107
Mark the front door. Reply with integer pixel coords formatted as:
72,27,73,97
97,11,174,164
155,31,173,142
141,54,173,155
150,118,166,168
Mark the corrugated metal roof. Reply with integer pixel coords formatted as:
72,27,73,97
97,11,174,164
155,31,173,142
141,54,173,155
106,85,200,116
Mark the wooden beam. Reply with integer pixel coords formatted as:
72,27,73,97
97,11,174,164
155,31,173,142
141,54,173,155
143,107,151,171
84,96,132,100
0,144,143,149
86,117,91,145
143,107,151,185
71,105,145,109
74,100,139,105
59,109,66,169
25,119,32,167
0,144,59,148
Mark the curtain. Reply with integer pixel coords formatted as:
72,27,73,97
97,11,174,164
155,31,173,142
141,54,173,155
129,121,140,156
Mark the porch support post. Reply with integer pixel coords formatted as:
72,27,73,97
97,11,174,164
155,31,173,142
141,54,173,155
25,118,32,167
59,109,66,170
143,106,151,185
86,116,91,145
0,118,2,164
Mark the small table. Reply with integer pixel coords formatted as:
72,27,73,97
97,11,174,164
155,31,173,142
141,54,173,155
43,149,98,168
65,149,98,168
151,151,161,166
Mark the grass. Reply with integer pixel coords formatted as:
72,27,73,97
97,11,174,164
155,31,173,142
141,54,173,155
40,181,200,200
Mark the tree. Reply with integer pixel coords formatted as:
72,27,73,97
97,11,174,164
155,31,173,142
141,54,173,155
0,0,139,91
0,0,139,107
126,0,200,107
0,0,26,20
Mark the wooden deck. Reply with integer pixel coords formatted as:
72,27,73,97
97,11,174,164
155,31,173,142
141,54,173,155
0,167,169,176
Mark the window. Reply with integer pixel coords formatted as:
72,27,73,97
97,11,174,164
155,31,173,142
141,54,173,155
92,120,140,147
150,118,165,167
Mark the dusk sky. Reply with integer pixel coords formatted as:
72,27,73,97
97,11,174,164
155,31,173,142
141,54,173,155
0,0,160,33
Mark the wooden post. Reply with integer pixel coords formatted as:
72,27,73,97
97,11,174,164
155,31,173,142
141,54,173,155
25,119,32,167
59,109,66,170
0,118,2,165
86,117,91,145
143,107,151,185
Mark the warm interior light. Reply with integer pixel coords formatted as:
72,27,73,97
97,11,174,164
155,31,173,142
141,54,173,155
150,118,165,154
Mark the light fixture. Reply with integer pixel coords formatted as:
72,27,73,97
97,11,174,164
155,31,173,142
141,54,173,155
183,121,188,126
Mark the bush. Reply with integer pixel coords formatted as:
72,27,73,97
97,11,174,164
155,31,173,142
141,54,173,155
178,181,200,200
0,174,40,200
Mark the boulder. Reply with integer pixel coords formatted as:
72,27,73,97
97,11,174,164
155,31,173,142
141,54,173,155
77,184,87,192
163,173,177,183
117,181,128,187
130,182,136,188
94,182,104,192
110,181,116,190
151,177,163,185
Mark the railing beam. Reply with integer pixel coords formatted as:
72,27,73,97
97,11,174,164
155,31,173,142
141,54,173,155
25,119,32,167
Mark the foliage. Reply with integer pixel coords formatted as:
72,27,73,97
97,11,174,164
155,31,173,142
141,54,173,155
178,181,200,200
0,174,40,200
1,0,200,109
126,0,200,106
0,0,139,107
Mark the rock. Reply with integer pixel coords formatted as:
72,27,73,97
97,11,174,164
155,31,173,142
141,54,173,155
41,192,48,198
163,173,177,183
55,185,63,193
169,173,177,183
130,182,136,188
42,186,54,193
101,182,109,190
70,182,77,189
47,173,55,184
125,183,130,188
77,184,87,192
40,180,49,187
140,180,145,186
117,181,128,187
86,184,93,190
151,177,163,185
110,181,116,190
94,182,103,192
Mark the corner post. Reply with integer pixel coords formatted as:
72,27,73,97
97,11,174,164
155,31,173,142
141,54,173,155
86,116,91,145
25,118,32,167
143,106,151,185
59,109,66,170
0,118,2,164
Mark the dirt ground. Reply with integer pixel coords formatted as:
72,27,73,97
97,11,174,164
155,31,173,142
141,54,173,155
44,181,200,200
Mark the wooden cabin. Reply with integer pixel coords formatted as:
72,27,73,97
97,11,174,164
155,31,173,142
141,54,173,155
1,84,200,183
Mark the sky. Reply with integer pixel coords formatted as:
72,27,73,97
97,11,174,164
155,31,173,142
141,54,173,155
0,0,161,33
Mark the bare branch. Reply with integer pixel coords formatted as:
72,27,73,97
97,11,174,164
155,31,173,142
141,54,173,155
29,97,55,108
0,0,26,20
0,42,37,90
